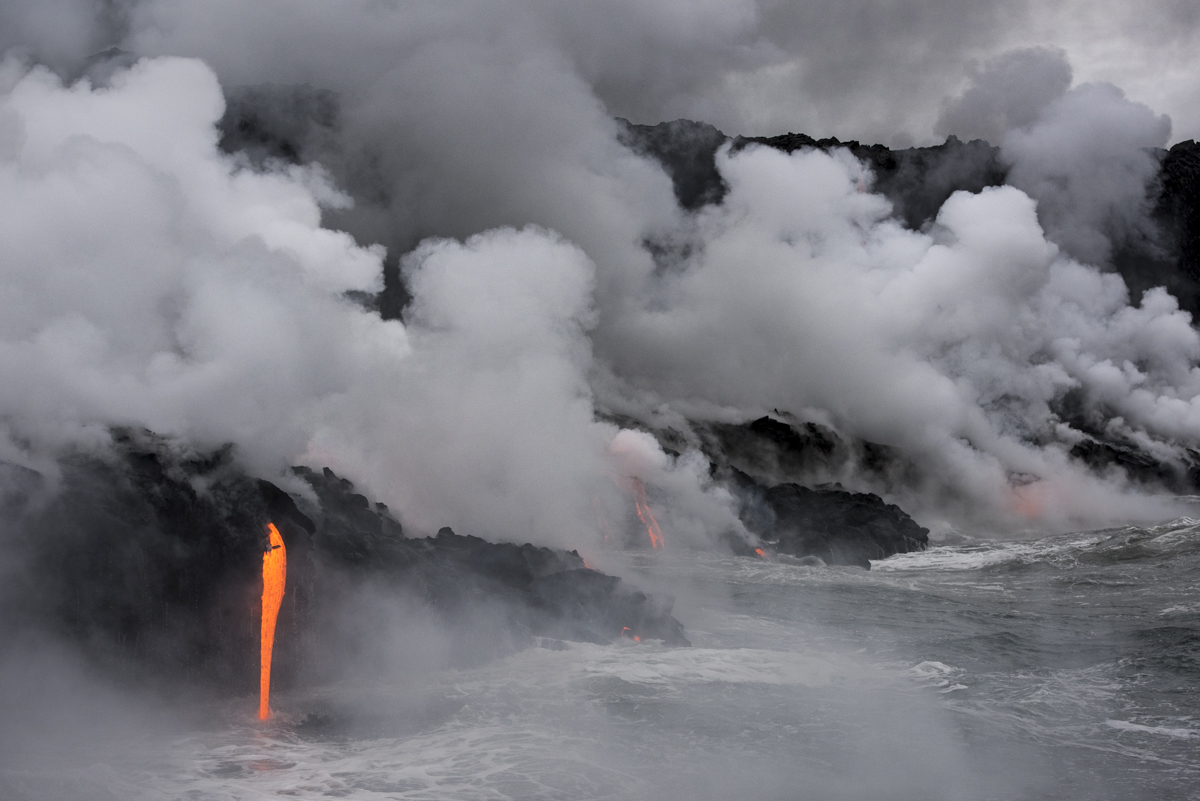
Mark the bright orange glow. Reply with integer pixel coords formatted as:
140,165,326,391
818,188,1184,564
1010,483,1045,519
259,523,286,721
755,548,766,559
630,478,664,549
634,636,641,642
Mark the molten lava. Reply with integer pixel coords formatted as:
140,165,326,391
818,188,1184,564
259,523,287,720
755,548,767,559
630,478,664,549
1010,481,1047,520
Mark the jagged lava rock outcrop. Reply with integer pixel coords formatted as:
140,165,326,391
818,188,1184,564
701,415,929,568
752,479,929,569
0,432,688,695
605,410,930,567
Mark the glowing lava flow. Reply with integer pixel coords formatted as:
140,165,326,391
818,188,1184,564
630,478,664,549
259,523,287,720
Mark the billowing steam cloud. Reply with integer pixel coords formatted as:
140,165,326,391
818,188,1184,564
0,2,1198,545
0,54,741,550
0,56,390,473
938,46,1174,267
601,142,1199,527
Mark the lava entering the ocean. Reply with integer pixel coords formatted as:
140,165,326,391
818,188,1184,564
259,523,287,720
630,478,664,549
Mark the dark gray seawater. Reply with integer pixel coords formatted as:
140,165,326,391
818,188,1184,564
4,520,1199,800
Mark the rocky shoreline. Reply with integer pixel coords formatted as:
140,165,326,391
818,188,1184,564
0,432,689,696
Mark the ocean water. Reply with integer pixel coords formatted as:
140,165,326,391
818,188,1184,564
4,520,1200,800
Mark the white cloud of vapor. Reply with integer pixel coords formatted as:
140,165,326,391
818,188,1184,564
0,56,391,471
0,4,1197,538
936,47,1075,146
0,55,739,550
1002,81,1172,266
598,142,1197,528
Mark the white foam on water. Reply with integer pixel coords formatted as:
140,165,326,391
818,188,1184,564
1158,602,1200,616
579,645,838,689
873,534,1111,572
1106,720,1197,739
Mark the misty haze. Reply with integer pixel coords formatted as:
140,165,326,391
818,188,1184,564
1,2,1199,800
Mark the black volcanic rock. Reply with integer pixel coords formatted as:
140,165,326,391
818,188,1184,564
0,433,689,694
617,118,729,210
1160,140,1200,283
698,414,914,491
1051,388,1200,493
734,132,1006,230
1068,438,1200,492
217,84,339,169
0,431,275,689
1119,139,1200,316
618,119,1006,230
620,119,1200,322
687,414,928,567
723,466,928,569
758,483,929,569
706,415,852,487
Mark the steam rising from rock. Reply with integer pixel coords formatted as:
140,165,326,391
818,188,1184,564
0,8,1198,549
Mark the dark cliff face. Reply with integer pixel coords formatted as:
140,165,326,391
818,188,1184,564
619,121,1200,319
1165,141,1200,281
1127,139,1200,314
733,131,1008,232
621,121,1200,500
617,119,1008,229
616,118,729,210
759,482,929,569
0,433,689,695
692,416,929,568
217,96,1200,332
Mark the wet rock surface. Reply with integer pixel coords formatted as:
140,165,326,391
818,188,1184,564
753,480,929,569
685,414,929,567
0,432,688,694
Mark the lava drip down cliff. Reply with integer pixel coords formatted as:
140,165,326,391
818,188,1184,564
0,432,688,700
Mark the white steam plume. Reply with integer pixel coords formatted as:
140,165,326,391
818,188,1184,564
598,141,1197,529
0,54,741,549
2,11,1200,539
1002,81,1172,267
939,46,1174,268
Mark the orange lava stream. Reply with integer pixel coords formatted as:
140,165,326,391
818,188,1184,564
631,479,664,549
259,523,286,720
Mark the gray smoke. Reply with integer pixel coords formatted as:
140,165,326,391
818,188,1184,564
4,10,1200,801
0,4,1197,547
936,47,1075,146
1003,81,1172,266
940,46,1173,266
